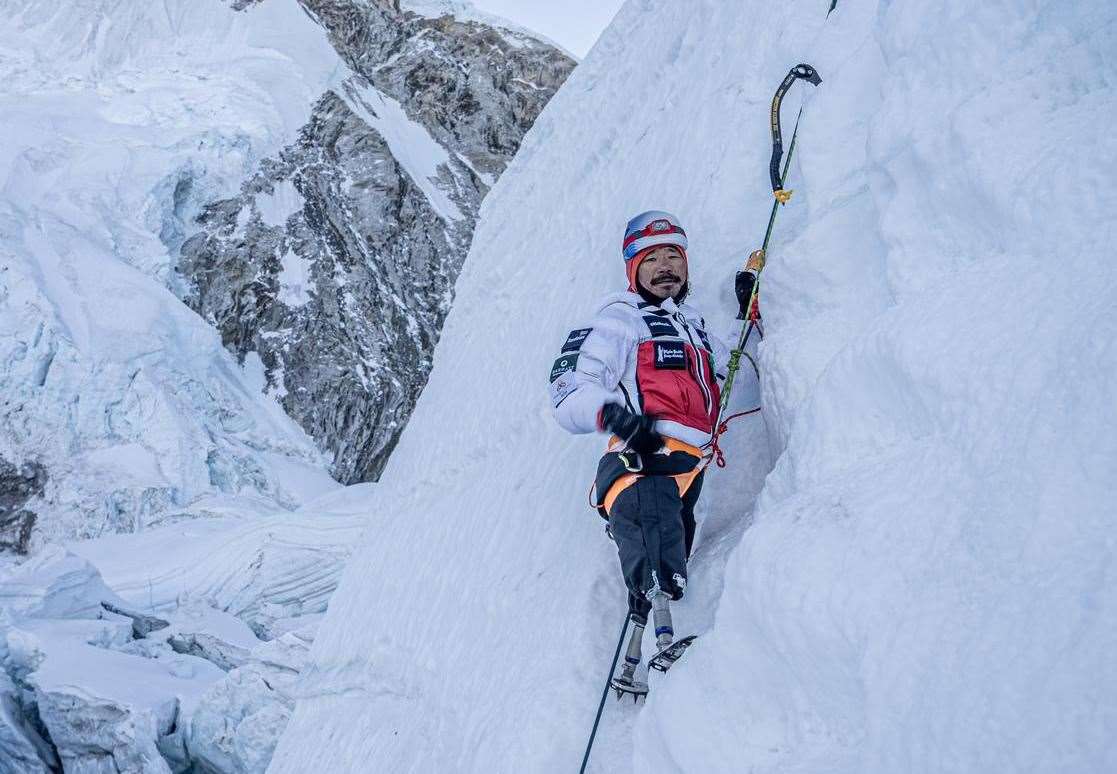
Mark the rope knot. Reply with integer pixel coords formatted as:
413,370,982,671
706,407,762,469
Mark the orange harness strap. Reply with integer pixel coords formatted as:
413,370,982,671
601,438,708,517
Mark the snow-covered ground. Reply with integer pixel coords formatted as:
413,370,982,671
272,0,1117,772
67,484,371,636
0,0,346,544
0,483,370,772
0,2,368,768
1,1,575,770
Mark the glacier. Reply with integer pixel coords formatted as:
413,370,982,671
272,0,1117,772
0,0,572,545
1,0,574,770
0,0,347,546
0,484,375,773
176,1,573,486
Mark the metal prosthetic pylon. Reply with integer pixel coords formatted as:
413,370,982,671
612,617,647,702
650,592,674,650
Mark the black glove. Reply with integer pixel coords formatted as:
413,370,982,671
735,269,758,320
599,403,664,455
735,249,765,320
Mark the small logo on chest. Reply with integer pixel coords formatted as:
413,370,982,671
643,315,679,338
653,342,688,369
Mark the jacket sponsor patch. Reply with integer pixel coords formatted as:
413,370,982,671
561,327,593,353
550,371,577,407
643,315,679,338
550,353,579,383
653,342,687,370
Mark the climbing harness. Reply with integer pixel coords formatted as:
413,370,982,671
709,63,822,466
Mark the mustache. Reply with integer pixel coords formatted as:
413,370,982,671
651,272,682,284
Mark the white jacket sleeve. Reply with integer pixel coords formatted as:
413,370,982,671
710,326,733,382
549,309,635,434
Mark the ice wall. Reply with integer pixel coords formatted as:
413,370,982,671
274,0,1117,771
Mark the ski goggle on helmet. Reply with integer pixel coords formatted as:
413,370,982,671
622,210,688,260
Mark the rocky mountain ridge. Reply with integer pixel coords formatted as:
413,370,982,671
178,0,574,483
0,1,574,770
0,0,572,551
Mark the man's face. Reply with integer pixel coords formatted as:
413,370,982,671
636,246,687,300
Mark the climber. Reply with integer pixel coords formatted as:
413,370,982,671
548,210,757,696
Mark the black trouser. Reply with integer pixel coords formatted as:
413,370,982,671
609,470,705,625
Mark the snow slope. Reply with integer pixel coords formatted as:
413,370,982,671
400,0,576,59
67,484,371,636
0,0,346,543
274,0,1117,771
0,480,379,772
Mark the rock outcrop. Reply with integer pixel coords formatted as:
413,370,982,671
177,1,574,482
1,0,570,547
0,459,46,555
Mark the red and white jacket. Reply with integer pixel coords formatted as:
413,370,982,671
550,291,731,449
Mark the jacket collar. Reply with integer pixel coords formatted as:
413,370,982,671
640,296,680,314
598,292,701,323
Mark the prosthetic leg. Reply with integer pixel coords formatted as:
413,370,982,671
609,616,649,701
648,591,696,673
